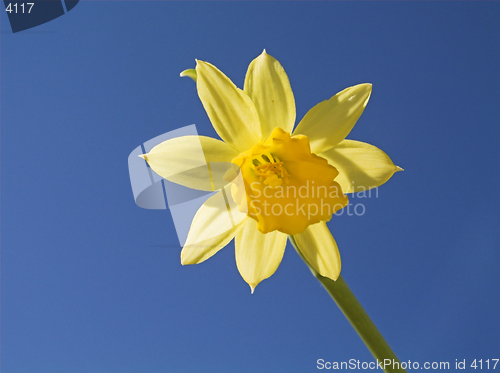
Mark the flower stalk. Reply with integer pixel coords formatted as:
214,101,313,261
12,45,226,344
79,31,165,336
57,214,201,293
289,236,406,373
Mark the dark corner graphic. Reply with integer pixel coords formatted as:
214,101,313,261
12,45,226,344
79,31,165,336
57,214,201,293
3,0,79,33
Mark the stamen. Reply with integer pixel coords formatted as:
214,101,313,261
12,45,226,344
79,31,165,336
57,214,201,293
249,152,290,187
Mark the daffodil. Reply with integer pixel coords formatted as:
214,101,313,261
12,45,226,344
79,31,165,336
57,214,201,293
141,51,401,292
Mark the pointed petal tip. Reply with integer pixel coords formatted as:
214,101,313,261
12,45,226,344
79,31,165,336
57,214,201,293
138,154,148,160
180,249,191,266
262,48,267,54
326,271,340,282
250,285,256,294
395,166,404,172
180,69,197,82
180,249,199,266
180,256,191,266
355,83,372,95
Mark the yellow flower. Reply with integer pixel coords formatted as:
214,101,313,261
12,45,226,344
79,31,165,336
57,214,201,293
141,51,401,292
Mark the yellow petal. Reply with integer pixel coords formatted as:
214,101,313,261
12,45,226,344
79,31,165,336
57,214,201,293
319,140,402,193
293,84,372,154
293,222,341,281
244,50,296,139
196,60,262,151
142,135,239,191
180,68,197,82
235,218,288,293
181,187,248,265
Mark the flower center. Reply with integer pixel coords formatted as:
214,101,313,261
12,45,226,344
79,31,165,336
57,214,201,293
231,127,348,235
250,152,290,188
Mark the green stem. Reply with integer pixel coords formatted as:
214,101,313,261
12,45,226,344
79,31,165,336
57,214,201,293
289,236,406,373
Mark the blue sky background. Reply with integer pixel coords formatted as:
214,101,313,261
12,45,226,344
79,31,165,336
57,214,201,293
1,2,499,372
